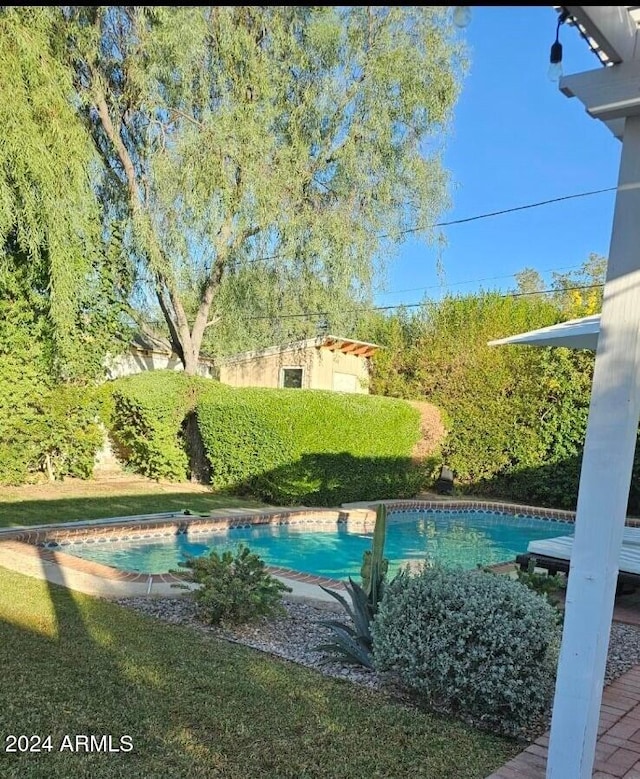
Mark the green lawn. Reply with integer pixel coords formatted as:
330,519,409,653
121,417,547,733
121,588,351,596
0,568,518,778
0,483,266,529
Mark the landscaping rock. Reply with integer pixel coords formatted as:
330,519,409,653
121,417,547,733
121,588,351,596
113,594,640,693
113,596,381,689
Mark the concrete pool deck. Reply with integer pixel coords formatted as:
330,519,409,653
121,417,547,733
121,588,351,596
0,505,371,600
0,538,343,600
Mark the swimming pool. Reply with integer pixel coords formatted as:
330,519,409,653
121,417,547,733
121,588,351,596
62,510,567,579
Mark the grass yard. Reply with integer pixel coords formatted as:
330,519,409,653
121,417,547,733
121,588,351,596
0,476,267,529
0,568,518,778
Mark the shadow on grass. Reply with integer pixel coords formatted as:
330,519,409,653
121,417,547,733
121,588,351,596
0,492,267,529
0,553,518,779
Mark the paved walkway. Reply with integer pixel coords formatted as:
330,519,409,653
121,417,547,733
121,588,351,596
487,597,640,779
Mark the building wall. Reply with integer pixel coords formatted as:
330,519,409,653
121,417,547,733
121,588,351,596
105,350,214,380
219,346,370,393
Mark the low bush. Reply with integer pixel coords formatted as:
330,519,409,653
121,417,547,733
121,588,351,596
372,566,561,736
180,544,291,625
515,557,566,605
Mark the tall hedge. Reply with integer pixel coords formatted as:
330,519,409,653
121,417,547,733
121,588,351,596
109,372,225,480
0,294,102,484
196,397,296,491
366,291,602,510
109,371,424,503
196,387,424,504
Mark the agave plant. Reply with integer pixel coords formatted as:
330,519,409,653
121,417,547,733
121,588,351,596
315,504,390,669
316,578,376,668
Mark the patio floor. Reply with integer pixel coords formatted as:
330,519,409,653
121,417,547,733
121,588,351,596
486,595,640,779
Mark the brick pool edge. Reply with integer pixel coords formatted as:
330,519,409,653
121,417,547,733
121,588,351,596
0,499,601,599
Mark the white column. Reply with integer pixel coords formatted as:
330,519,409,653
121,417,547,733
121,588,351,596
547,113,640,778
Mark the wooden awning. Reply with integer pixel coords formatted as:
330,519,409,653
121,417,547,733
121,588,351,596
319,336,380,358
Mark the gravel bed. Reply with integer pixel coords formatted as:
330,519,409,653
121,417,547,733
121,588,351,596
113,594,640,691
605,622,640,683
113,595,382,689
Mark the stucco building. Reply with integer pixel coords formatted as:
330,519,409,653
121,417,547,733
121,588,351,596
218,335,380,394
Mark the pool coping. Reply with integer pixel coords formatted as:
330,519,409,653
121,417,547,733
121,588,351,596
0,498,609,600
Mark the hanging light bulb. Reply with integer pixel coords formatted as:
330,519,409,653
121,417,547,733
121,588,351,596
452,6,471,29
548,40,563,82
548,11,568,83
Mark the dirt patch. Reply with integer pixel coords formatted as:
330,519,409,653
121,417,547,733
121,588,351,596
408,401,446,460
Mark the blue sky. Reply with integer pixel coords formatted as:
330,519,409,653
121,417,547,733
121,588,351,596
375,6,621,308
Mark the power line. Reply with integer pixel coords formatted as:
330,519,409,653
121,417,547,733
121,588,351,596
418,187,616,232
243,186,616,266
245,283,605,321
379,262,586,297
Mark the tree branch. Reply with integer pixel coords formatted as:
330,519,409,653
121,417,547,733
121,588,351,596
155,283,186,366
94,89,140,209
93,78,194,368
169,108,205,129
190,224,261,355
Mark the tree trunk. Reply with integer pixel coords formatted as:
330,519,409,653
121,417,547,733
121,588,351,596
182,346,199,376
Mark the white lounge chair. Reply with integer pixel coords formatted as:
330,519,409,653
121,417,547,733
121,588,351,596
518,528,640,588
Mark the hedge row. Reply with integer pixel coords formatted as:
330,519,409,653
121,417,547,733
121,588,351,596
109,371,424,505
366,290,603,511
0,297,103,485
109,372,223,481
196,388,425,504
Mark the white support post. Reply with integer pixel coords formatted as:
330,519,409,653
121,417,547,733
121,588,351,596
546,113,640,778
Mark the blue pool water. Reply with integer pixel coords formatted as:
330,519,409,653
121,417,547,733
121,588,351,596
64,511,567,579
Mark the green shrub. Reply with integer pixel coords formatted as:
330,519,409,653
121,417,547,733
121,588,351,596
191,387,423,504
0,293,51,484
180,544,291,625
0,314,103,483
254,452,426,506
0,384,103,485
232,389,423,505
317,506,390,669
196,398,295,490
93,380,117,429
109,371,222,480
365,286,606,511
372,566,561,736
108,373,424,504
36,385,104,480
234,388,420,460
515,557,566,604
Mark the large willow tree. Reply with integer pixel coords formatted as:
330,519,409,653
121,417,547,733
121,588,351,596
0,7,124,378
65,6,464,371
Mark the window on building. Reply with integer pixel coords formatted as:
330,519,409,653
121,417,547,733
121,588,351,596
281,367,303,388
